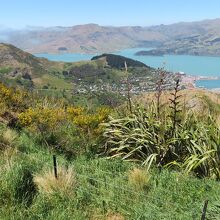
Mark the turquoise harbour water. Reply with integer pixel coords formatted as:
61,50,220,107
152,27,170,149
195,80,220,89
35,48,220,89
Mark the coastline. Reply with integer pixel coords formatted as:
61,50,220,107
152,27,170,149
180,74,220,90
211,88,220,93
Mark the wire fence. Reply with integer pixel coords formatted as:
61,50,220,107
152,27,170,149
52,155,212,219
75,170,211,219
75,173,158,218
72,164,210,219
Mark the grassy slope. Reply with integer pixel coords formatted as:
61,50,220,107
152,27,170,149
1,44,220,219
0,86,220,219
32,74,72,89
0,43,69,89
0,125,220,220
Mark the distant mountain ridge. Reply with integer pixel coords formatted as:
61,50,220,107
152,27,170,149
1,18,220,56
0,24,165,54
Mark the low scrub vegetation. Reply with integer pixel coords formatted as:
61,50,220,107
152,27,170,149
0,82,220,219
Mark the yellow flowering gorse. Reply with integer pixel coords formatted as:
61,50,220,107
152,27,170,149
18,108,66,132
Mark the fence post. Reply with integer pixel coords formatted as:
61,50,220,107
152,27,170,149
53,155,58,179
102,200,107,214
201,200,209,220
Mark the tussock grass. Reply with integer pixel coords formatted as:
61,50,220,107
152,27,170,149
3,147,18,169
91,212,124,220
106,213,125,220
34,167,76,196
128,168,150,191
1,128,18,147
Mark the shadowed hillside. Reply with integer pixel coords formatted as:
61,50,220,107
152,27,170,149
91,53,149,68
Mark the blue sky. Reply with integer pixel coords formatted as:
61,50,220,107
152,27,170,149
1,0,220,28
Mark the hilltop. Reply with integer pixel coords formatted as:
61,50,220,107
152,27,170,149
2,19,220,55
0,43,68,70
91,53,149,68
0,43,50,72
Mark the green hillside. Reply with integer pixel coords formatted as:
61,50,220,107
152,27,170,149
0,43,66,89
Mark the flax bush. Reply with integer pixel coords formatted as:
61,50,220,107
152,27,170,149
102,104,220,179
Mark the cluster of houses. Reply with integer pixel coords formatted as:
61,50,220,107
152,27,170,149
73,71,181,95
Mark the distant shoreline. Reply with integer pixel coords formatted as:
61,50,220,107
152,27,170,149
181,74,220,90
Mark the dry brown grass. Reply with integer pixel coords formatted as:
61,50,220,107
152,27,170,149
3,147,18,168
34,167,76,196
91,211,124,220
0,128,18,151
2,128,18,146
106,213,125,220
0,129,18,169
128,168,150,191
137,89,220,114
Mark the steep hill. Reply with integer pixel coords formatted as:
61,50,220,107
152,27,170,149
0,43,64,74
0,43,67,88
0,43,47,71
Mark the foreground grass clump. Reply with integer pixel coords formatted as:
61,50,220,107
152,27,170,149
128,168,151,191
2,128,18,146
34,167,76,196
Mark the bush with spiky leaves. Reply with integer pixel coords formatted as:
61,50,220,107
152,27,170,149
102,102,220,179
